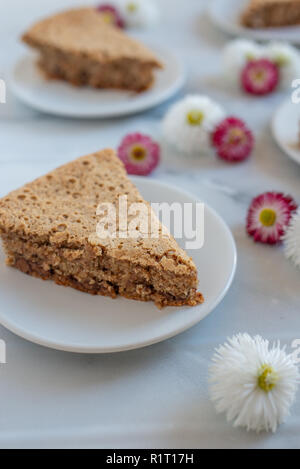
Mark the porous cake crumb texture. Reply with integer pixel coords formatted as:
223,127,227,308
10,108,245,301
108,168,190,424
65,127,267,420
0,150,203,309
22,8,163,92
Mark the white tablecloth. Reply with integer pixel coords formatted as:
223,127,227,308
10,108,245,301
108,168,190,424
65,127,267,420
0,0,300,449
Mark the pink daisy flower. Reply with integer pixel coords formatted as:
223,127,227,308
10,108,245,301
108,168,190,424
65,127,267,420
241,59,279,96
246,192,298,245
118,133,160,176
96,4,125,28
212,116,254,163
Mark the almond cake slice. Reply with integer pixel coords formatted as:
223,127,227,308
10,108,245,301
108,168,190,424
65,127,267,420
22,8,163,92
241,0,300,28
0,150,204,309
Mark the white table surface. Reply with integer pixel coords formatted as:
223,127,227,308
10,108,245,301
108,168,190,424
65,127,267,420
0,0,300,449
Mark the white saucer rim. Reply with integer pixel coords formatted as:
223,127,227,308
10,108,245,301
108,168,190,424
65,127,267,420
0,178,237,354
271,97,300,166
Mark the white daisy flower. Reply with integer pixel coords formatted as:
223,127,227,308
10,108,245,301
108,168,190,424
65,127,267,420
265,42,300,87
209,333,299,433
223,39,264,84
116,0,160,28
162,95,226,154
283,208,300,269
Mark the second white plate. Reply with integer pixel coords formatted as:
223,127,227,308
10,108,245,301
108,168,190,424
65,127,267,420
209,0,300,44
0,178,236,354
10,44,185,118
272,97,300,166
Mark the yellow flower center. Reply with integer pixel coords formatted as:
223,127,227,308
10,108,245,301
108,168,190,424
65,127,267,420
187,110,204,126
260,208,277,227
274,54,290,67
130,145,146,162
246,53,256,61
101,12,115,24
127,2,138,12
228,127,245,145
251,68,266,84
257,364,279,392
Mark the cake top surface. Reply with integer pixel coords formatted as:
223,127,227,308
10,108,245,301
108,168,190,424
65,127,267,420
0,150,195,274
22,8,162,66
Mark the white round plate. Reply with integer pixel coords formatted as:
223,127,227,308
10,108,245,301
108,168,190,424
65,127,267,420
0,178,237,354
272,97,300,165
209,0,300,44
10,45,185,118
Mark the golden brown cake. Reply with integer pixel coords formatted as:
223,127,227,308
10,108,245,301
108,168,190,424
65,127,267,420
241,0,300,28
0,150,203,309
22,8,163,92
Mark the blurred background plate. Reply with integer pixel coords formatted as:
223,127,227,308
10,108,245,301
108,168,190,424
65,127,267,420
272,97,300,166
209,0,300,44
9,44,185,118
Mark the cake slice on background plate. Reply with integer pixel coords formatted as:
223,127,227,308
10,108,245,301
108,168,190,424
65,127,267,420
241,0,300,28
0,150,203,309
22,8,163,92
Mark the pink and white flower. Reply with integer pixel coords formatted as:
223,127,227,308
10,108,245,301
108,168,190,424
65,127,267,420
223,39,300,94
223,39,264,85
118,133,160,176
209,333,300,433
246,192,298,245
212,116,254,163
162,95,226,155
241,59,279,96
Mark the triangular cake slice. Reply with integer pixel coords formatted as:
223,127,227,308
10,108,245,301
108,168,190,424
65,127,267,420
241,0,300,28
0,150,203,309
22,8,163,92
